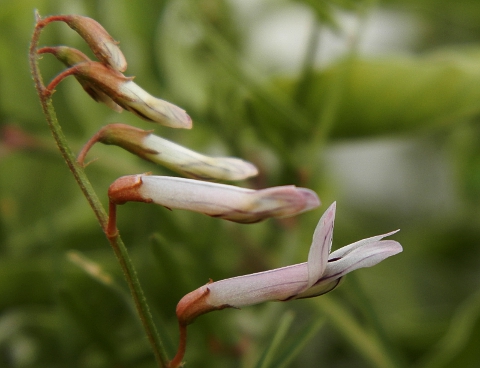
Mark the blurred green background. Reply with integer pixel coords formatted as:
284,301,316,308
2,0,480,367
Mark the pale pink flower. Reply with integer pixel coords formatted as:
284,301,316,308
108,174,320,223
176,202,402,324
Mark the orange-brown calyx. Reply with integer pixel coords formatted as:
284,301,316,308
176,281,233,325
99,123,157,155
108,174,151,205
71,61,132,96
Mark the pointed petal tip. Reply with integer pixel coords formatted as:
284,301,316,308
327,201,336,214
320,202,336,225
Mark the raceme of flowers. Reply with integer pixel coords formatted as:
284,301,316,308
34,13,403,368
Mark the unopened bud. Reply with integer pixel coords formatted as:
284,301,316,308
79,123,258,180
108,174,320,223
47,61,191,129
38,46,122,112
59,15,127,72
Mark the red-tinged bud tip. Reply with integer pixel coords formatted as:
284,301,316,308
176,282,231,325
108,175,150,205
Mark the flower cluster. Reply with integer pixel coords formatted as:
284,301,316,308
34,14,402,368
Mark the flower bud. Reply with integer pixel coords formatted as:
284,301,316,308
52,61,191,129
59,15,127,72
117,79,192,129
108,174,320,223
79,123,258,180
38,46,122,112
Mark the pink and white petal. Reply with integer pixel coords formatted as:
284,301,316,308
306,202,336,289
316,239,402,287
207,263,308,308
138,176,320,223
328,230,400,260
293,277,343,299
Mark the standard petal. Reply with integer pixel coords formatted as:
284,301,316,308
306,202,336,289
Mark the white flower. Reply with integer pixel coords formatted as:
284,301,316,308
176,202,402,324
108,174,320,223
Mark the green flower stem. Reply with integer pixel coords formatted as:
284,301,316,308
29,12,169,368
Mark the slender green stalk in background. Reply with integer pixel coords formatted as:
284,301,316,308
254,311,295,368
28,11,169,368
315,295,400,368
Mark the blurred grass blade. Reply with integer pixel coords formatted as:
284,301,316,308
66,251,138,317
67,250,117,288
316,295,399,368
272,316,326,368
254,311,295,368
66,250,176,359
415,287,480,368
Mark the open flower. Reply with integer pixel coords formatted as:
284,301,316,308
108,174,320,223
176,202,402,325
78,123,258,181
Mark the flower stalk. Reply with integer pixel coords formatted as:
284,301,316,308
29,11,169,368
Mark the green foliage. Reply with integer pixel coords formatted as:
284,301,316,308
2,0,480,367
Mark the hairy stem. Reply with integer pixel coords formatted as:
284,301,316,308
29,11,169,367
